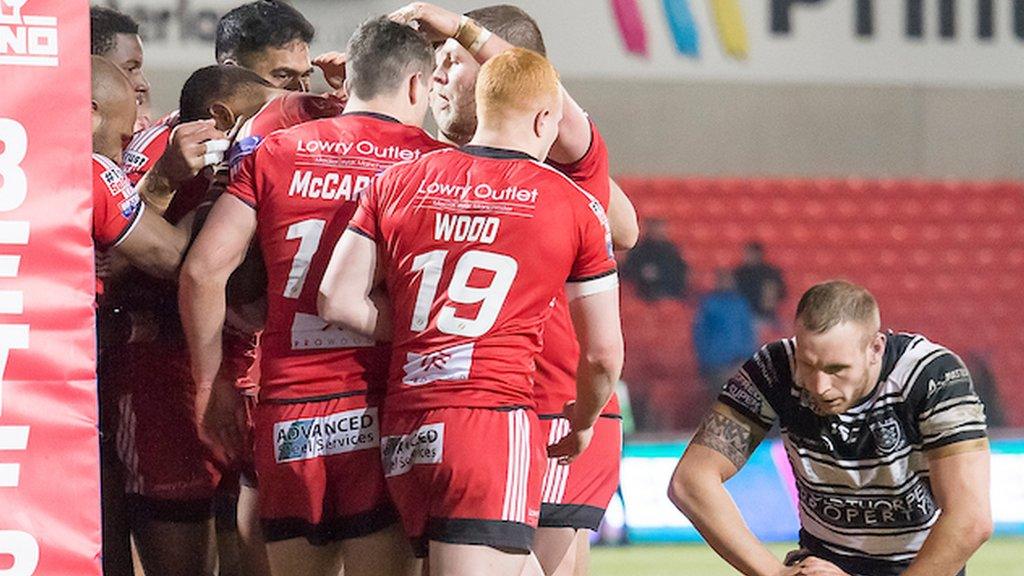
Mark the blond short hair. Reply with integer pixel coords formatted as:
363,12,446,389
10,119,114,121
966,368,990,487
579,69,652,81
476,47,560,124
796,280,881,334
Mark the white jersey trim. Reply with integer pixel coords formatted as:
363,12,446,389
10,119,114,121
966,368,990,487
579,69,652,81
566,272,618,301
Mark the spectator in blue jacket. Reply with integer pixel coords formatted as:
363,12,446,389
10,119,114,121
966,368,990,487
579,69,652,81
692,270,758,399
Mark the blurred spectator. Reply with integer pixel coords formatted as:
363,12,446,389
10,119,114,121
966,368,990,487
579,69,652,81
621,218,688,301
692,270,757,397
734,241,786,326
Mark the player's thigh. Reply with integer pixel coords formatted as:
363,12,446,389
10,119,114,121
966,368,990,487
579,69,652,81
131,515,217,576
573,531,590,576
339,523,418,576
429,541,530,576
532,527,578,576
265,538,343,576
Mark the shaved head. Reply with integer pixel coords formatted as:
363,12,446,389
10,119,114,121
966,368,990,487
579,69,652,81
92,55,138,160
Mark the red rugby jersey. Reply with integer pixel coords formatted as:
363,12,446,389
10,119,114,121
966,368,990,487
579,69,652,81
123,111,179,185
92,153,144,298
349,145,618,413
93,154,144,249
536,122,621,416
228,112,446,401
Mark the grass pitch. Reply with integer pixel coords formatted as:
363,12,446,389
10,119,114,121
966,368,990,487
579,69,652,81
590,539,1024,575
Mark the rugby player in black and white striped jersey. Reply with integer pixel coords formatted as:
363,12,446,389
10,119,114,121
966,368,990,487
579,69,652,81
669,280,991,576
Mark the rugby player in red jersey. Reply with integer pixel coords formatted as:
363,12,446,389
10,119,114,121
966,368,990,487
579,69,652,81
318,48,623,576
91,57,187,282
104,63,346,576
391,4,637,574
91,56,192,576
123,0,321,216
181,18,444,576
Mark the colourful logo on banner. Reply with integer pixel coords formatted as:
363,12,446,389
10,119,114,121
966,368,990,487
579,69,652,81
610,0,748,60
0,0,59,67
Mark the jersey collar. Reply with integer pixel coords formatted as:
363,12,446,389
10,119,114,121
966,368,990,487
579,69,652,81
342,111,401,124
462,145,537,161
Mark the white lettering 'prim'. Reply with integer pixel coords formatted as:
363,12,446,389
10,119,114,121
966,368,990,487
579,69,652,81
0,530,40,576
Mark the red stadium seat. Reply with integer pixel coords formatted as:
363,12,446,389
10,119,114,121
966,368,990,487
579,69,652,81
618,177,1024,428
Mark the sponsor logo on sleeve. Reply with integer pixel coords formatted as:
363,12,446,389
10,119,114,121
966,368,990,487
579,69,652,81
117,195,141,219
381,422,444,477
101,168,132,198
122,150,148,172
927,366,971,397
722,372,763,416
273,406,379,463
402,342,473,386
228,135,263,176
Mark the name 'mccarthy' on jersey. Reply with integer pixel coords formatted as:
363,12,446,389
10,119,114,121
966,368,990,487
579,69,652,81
227,112,447,402
348,145,618,413
718,332,987,574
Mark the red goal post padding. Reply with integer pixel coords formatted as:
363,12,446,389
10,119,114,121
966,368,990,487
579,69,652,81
0,1,101,574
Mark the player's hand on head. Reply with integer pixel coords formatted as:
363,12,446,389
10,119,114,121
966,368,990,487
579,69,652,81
313,51,348,90
389,2,461,43
156,119,229,185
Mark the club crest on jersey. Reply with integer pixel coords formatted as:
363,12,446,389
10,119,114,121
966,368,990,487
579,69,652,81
868,415,903,455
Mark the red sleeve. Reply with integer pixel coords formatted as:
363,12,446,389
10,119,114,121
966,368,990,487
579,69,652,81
566,187,617,298
226,148,259,209
547,120,611,210
348,172,384,241
122,125,170,186
92,157,144,249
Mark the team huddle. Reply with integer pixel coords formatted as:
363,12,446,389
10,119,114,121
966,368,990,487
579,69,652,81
88,2,993,576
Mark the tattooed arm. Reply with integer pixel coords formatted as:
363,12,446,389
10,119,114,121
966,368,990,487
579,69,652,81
668,402,787,576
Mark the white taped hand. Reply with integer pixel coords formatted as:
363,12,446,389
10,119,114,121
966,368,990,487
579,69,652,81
202,139,231,167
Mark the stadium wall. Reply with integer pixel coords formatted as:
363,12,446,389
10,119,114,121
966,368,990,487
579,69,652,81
103,0,1024,179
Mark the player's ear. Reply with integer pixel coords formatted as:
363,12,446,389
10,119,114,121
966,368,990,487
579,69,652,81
868,331,886,364
533,108,549,139
91,99,102,132
208,102,235,132
407,71,422,106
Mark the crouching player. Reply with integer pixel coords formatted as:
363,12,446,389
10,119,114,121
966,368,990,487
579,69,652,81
669,281,991,576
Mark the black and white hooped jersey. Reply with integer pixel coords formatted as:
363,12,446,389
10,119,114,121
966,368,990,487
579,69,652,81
718,332,987,576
